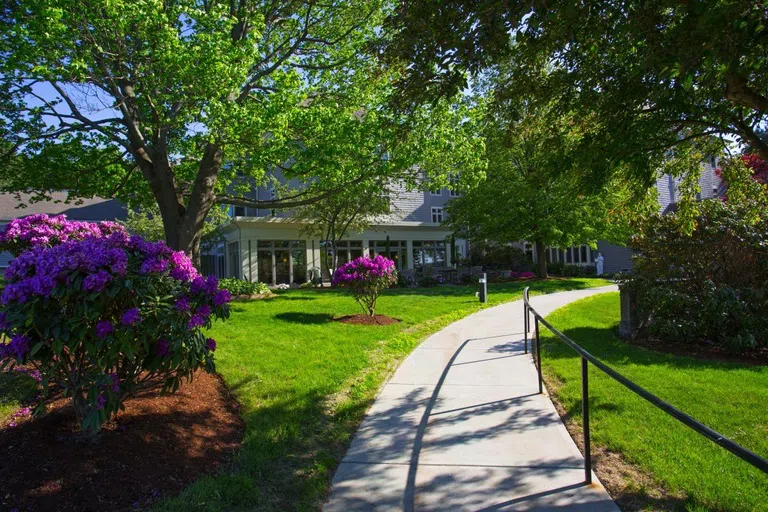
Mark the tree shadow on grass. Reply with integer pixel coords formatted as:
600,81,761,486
274,312,334,324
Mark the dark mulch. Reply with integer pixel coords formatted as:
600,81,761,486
0,371,244,512
334,314,401,326
627,336,768,365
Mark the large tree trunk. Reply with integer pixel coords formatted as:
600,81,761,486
535,239,548,279
147,144,222,261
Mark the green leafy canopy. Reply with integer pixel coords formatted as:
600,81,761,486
0,0,485,253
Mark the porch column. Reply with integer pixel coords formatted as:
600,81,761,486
406,239,415,270
241,238,254,282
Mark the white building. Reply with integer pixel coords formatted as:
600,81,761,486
204,180,468,284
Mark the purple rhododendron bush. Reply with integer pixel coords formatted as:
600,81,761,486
332,255,397,316
0,215,231,436
0,212,127,256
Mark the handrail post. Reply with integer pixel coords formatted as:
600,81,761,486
523,304,528,354
582,356,592,484
535,316,542,394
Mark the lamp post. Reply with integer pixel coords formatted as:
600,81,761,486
478,273,487,303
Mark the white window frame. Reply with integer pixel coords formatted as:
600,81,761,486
429,188,442,196
431,206,444,223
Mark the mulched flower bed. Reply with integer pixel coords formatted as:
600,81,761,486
334,314,401,326
0,371,244,512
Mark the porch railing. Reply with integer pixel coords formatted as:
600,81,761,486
522,286,768,484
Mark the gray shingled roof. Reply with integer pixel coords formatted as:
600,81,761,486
0,192,127,222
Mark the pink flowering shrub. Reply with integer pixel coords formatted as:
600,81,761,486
0,228,230,435
332,255,397,316
509,271,536,279
0,213,127,256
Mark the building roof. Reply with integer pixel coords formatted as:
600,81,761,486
0,192,127,222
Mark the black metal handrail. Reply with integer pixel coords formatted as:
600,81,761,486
522,286,768,485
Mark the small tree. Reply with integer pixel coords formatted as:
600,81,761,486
0,216,231,436
332,255,397,316
445,80,649,278
296,182,390,282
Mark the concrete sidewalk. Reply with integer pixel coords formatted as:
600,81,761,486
325,286,620,511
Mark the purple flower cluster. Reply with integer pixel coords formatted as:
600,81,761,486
213,289,232,306
0,213,127,256
95,320,114,338
2,231,203,306
191,275,219,295
83,270,111,292
156,338,170,357
121,308,141,326
175,296,191,311
332,255,396,286
2,234,129,304
0,333,30,359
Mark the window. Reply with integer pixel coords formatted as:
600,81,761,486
369,240,407,269
228,242,240,279
429,188,442,196
412,241,447,270
431,207,444,223
269,187,277,217
320,240,364,279
449,173,460,197
524,243,534,262
233,206,245,217
256,240,307,284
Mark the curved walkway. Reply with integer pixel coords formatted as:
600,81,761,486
325,285,620,511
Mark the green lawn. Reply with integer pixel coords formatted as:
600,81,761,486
153,278,609,511
539,292,768,512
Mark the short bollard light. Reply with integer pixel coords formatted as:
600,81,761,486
478,273,487,303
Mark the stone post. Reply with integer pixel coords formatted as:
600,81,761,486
619,284,638,339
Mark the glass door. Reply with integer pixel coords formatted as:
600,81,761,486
257,251,273,284
275,250,290,284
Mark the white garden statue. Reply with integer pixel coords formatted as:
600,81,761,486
596,252,605,276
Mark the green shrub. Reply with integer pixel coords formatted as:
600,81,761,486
219,278,271,296
396,272,412,288
463,240,531,271
623,199,768,353
459,273,476,285
418,276,439,287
